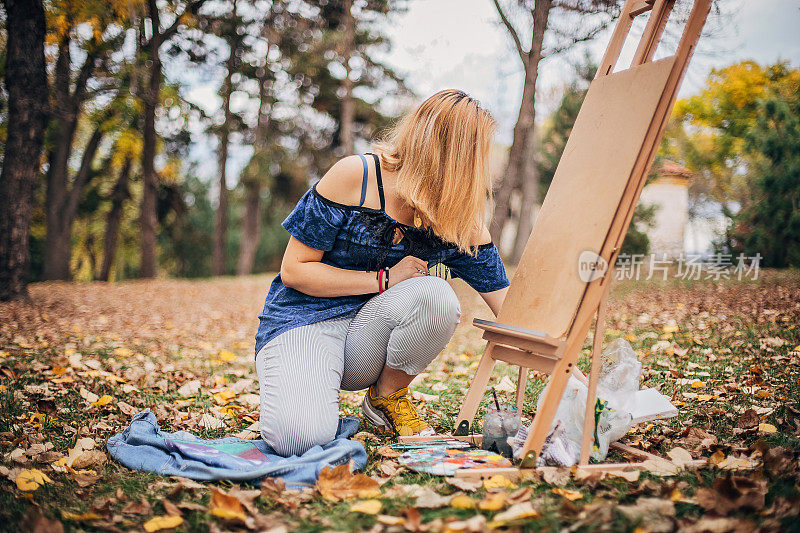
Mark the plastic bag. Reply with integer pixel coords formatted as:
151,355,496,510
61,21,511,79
597,338,642,414
519,338,641,466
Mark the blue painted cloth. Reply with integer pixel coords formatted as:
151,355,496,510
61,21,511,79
107,410,366,488
255,183,510,356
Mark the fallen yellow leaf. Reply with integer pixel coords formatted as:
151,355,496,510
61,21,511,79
709,449,726,466
217,404,242,415
143,515,184,532
114,347,134,357
350,499,382,514
477,492,506,511
758,423,777,434
663,324,679,334
92,395,113,407
450,494,476,509
377,515,404,526
482,474,515,490
16,469,52,491
625,334,637,342
552,488,583,501
217,350,237,362
690,380,706,389
210,488,248,522
212,389,236,405
62,511,101,521
316,464,381,501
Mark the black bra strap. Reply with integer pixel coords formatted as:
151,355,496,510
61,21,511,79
357,154,369,207
366,152,385,211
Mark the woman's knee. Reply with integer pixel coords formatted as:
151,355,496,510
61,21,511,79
402,276,461,327
260,412,339,457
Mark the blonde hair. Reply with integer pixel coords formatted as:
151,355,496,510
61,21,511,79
373,89,497,255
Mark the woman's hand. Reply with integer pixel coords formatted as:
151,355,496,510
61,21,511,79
388,256,429,288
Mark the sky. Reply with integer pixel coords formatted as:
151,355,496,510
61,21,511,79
379,0,800,144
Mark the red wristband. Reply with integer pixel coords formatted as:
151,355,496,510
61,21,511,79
377,269,384,293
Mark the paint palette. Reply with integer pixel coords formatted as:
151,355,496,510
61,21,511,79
397,446,511,476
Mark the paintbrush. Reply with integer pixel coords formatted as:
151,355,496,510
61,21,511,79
491,387,500,411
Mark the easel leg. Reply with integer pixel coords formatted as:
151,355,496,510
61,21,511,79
578,291,608,465
517,278,613,465
454,343,497,435
516,367,528,414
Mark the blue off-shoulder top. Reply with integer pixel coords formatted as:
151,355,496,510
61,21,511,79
254,154,510,357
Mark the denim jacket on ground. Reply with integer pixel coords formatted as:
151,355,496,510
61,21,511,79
107,410,367,488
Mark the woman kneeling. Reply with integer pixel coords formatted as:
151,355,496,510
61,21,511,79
254,89,510,457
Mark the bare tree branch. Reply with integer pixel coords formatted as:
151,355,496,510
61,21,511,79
543,18,614,57
551,0,619,14
492,0,529,66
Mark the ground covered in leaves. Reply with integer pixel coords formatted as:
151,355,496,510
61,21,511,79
1,271,799,532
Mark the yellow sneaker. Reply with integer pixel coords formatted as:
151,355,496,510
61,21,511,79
362,385,435,437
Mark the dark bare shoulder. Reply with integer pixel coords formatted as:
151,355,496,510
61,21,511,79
314,155,366,207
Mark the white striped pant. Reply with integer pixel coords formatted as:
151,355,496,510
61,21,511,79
256,276,461,456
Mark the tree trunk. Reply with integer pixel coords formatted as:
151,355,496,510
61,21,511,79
237,180,261,276
137,0,206,278
43,35,74,281
45,123,105,280
139,0,162,279
98,156,133,282
237,19,275,276
213,0,238,277
489,69,537,246
511,128,540,262
0,0,49,300
42,34,99,280
339,0,355,155
489,0,552,253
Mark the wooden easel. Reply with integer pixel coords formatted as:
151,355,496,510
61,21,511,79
414,0,712,474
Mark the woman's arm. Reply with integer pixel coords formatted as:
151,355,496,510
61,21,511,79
279,155,429,297
280,237,429,297
469,223,509,317
479,286,508,317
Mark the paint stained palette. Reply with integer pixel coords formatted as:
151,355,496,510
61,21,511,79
397,446,511,476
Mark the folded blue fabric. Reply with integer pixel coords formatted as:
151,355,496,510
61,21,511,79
107,410,367,488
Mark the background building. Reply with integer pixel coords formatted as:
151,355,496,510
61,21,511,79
639,161,692,259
